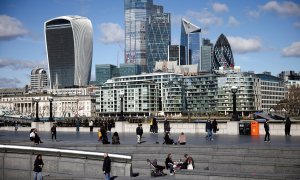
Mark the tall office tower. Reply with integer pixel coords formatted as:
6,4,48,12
45,16,93,89
124,0,171,73
201,38,213,72
212,34,234,70
168,45,186,65
180,18,201,66
147,8,171,72
95,64,118,85
30,67,48,90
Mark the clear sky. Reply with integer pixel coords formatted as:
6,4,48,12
0,0,299,88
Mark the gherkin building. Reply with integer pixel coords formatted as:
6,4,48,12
212,34,234,70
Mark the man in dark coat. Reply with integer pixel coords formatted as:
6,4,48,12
102,153,111,180
285,116,292,136
264,119,270,142
205,119,213,141
164,118,170,133
136,123,143,144
153,117,158,133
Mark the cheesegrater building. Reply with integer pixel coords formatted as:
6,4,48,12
45,15,93,89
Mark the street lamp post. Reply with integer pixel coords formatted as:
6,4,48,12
34,97,40,122
120,92,124,121
49,97,54,122
231,86,239,121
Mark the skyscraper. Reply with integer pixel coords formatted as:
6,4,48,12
212,34,234,70
180,18,201,66
147,9,171,72
124,0,170,73
45,15,93,89
168,45,186,65
201,38,213,72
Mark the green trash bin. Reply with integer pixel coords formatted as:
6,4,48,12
239,121,251,135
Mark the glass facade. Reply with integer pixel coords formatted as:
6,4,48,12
124,0,170,73
168,45,186,65
124,0,153,70
180,18,201,66
45,16,93,89
213,34,234,70
95,64,118,85
147,12,171,72
201,38,213,72
95,63,141,85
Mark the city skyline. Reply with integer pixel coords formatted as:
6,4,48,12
0,0,299,88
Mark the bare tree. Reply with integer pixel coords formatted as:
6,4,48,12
276,85,300,115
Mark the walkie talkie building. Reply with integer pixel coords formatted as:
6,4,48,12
45,15,93,89
212,33,234,70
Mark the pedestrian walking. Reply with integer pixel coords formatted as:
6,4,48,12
33,154,44,180
51,124,57,141
212,119,218,133
102,153,111,180
164,118,170,133
149,118,153,133
264,119,271,142
89,120,94,132
285,116,292,136
136,123,143,144
76,118,80,132
153,117,158,133
205,119,213,141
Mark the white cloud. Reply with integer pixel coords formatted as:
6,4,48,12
212,3,229,13
0,77,22,88
228,16,240,27
0,15,28,40
0,58,46,70
294,21,300,28
248,10,260,18
261,1,300,16
282,42,300,57
186,10,223,28
227,36,262,54
99,23,124,44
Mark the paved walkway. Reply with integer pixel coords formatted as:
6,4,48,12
1,130,299,147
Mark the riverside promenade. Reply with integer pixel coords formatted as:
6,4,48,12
1,129,300,180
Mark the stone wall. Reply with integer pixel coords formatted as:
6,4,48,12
115,121,300,136
0,150,131,180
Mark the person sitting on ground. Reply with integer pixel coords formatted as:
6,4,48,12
178,132,186,145
112,132,120,144
151,159,165,172
186,157,194,170
164,132,174,145
30,128,36,141
31,129,43,145
165,153,175,175
181,154,195,169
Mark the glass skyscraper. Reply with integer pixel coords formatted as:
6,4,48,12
147,11,171,72
124,0,170,73
180,18,201,66
201,38,213,72
45,16,93,89
212,33,234,70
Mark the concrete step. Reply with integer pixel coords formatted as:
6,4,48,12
174,169,300,180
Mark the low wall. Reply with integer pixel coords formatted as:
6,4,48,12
0,145,131,180
115,121,300,136
1,121,299,136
